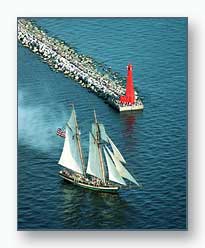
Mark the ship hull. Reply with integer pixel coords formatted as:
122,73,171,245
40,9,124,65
59,171,120,193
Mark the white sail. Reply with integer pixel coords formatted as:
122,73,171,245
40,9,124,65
91,123,97,137
91,123,108,143
108,137,126,164
98,123,108,142
67,108,76,133
103,147,126,186
58,126,83,174
106,146,139,186
86,132,104,180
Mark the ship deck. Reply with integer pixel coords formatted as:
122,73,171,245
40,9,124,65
59,171,120,193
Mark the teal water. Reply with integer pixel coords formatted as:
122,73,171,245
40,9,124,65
18,18,187,230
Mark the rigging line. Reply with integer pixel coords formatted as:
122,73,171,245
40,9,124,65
94,115,106,183
72,107,86,176
90,131,100,144
66,122,73,132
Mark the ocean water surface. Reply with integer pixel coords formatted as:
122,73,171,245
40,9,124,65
18,18,187,230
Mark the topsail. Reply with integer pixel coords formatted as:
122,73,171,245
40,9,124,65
98,123,108,142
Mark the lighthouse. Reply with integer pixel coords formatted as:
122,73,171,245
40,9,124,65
120,64,136,105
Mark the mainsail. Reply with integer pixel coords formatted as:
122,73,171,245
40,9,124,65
106,146,139,186
86,132,104,180
86,111,106,181
103,147,126,186
58,108,84,175
108,137,126,164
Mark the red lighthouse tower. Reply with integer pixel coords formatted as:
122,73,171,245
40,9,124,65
120,64,136,105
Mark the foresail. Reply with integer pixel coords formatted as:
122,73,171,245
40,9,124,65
86,132,104,180
106,146,139,186
58,126,83,174
103,147,126,186
108,137,126,164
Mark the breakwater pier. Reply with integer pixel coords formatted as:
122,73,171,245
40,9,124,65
18,18,144,112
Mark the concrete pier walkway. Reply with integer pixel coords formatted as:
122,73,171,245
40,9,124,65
18,18,144,112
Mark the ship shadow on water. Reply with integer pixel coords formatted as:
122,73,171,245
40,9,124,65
59,180,140,229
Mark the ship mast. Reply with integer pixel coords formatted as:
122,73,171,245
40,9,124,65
94,110,106,184
72,104,86,176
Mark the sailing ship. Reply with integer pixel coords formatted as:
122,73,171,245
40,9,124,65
58,105,140,193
